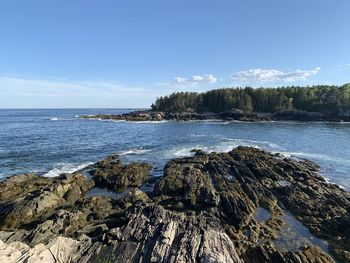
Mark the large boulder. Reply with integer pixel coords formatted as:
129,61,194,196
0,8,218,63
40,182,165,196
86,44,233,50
0,173,94,229
89,155,151,191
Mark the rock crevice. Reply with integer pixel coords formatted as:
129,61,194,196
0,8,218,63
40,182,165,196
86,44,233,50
1,147,349,262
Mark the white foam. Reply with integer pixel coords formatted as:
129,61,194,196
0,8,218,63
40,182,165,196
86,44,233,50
277,151,350,165
128,120,170,124
322,177,345,189
170,147,196,158
43,162,93,177
203,120,273,125
118,147,151,156
96,118,125,123
204,121,231,125
49,117,76,121
166,138,284,158
224,138,284,150
190,134,208,137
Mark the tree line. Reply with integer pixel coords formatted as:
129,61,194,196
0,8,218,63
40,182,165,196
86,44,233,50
151,84,350,115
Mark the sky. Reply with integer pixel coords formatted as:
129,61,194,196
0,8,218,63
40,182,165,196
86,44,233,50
0,0,350,108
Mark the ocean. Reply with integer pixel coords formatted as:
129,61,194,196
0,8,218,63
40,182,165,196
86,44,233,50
1,109,349,190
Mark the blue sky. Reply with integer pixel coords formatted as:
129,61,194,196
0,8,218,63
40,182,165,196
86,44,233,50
0,0,349,108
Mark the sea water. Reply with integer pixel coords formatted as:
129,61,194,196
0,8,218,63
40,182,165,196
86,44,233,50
1,108,350,190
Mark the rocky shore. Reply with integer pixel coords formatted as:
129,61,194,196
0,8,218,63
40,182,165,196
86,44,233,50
80,110,269,122
1,147,349,262
80,109,350,123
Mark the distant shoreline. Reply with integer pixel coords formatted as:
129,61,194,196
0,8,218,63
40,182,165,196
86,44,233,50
0,108,150,110
81,109,350,123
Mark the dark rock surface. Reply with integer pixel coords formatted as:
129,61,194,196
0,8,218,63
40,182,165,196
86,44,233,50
89,154,151,191
0,172,94,230
81,109,269,122
81,109,350,122
273,109,350,122
1,148,349,262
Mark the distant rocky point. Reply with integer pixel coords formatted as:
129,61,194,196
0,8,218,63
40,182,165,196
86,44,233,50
0,147,349,262
81,109,350,122
81,109,268,122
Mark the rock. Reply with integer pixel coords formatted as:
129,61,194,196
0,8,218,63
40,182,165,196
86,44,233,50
293,246,336,263
0,235,97,263
273,109,346,122
90,155,151,191
80,110,270,122
81,109,350,123
219,109,269,122
154,152,256,227
0,173,94,229
190,149,207,156
197,229,243,263
0,148,349,262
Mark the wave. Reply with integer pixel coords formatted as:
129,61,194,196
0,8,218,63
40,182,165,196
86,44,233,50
203,120,232,125
93,119,169,124
167,138,283,158
49,117,77,121
203,120,277,125
190,134,209,137
277,151,350,165
323,177,346,189
94,118,125,123
128,120,170,124
224,138,284,150
42,162,93,177
117,147,151,156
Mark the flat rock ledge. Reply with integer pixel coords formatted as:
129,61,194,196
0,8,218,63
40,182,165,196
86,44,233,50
0,147,349,262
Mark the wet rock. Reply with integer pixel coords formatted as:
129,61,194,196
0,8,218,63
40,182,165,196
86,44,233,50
89,155,151,191
190,149,207,157
0,172,94,229
0,148,349,262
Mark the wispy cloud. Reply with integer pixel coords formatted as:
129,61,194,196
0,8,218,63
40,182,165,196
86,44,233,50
0,76,157,97
0,76,164,108
232,67,321,83
173,74,217,86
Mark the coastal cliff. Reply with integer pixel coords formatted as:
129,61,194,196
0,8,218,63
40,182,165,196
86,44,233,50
0,147,349,262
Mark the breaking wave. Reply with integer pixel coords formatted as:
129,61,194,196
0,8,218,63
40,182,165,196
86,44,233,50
166,138,284,158
277,151,350,165
117,147,151,156
42,162,93,177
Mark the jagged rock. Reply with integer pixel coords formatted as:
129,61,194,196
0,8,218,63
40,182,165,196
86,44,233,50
154,152,256,227
197,230,243,263
0,147,349,262
0,173,94,229
89,155,151,191
293,246,336,263
0,235,98,263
